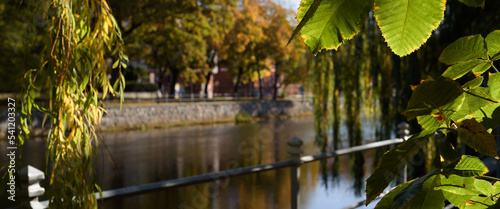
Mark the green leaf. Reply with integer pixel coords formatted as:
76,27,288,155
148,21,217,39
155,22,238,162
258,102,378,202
112,59,119,69
294,0,372,53
486,30,500,60
442,59,490,80
443,155,489,177
374,0,446,56
405,76,464,120
439,34,488,65
442,60,490,80
457,118,498,158
392,170,438,208
458,0,485,7
463,76,484,89
366,129,434,204
375,182,410,209
437,175,476,208
417,114,447,130
474,103,500,131
488,73,500,101
451,88,493,121
475,179,494,196
404,174,445,209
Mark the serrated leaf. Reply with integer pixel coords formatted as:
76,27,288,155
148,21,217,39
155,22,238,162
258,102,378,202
294,0,372,53
374,0,446,56
406,77,465,120
442,60,490,80
486,30,500,60
404,174,444,209
375,182,411,209
475,179,494,196
488,73,500,101
366,129,434,205
457,118,498,158
392,170,438,208
463,76,484,89
439,34,488,65
443,155,489,177
451,88,492,121
458,0,485,7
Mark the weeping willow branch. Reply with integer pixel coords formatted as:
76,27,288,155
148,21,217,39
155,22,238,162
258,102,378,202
19,0,126,208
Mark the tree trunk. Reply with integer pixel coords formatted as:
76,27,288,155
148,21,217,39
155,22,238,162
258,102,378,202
204,71,212,97
272,62,281,100
233,67,243,96
257,69,263,99
169,68,180,98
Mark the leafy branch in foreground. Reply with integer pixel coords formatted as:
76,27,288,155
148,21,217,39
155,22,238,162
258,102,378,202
19,0,126,208
292,0,499,207
366,30,500,208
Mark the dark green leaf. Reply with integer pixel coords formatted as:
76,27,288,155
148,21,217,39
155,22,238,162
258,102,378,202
366,129,434,204
442,59,490,80
433,132,460,162
375,182,410,209
439,34,488,65
457,119,498,157
406,76,464,120
458,0,485,7
486,30,500,60
392,170,438,208
404,174,445,209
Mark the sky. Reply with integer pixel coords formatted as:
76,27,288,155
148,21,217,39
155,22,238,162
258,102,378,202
275,0,301,10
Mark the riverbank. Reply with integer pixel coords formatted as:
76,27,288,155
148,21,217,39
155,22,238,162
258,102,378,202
0,99,313,138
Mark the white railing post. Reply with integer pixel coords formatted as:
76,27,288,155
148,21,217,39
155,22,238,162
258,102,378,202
19,165,47,209
397,122,410,183
287,137,303,209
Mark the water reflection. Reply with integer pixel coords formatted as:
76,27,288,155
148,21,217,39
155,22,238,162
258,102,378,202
0,117,382,208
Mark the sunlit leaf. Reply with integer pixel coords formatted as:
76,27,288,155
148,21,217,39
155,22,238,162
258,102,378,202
294,0,372,53
437,175,476,208
439,34,488,65
374,0,446,56
485,30,500,60
417,114,447,130
366,129,434,204
488,73,500,101
442,59,490,80
406,77,464,120
475,179,494,196
463,76,484,89
442,155,489,177
451,88,493,121
474,103,500,131
457,118,498,157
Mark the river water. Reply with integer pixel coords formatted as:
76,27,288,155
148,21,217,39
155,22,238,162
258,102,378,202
1,116,385,208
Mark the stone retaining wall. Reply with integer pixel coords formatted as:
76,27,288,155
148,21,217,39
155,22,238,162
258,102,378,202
0,100,313,137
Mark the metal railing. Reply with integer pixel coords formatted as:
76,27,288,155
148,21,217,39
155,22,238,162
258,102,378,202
15,123,412,209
